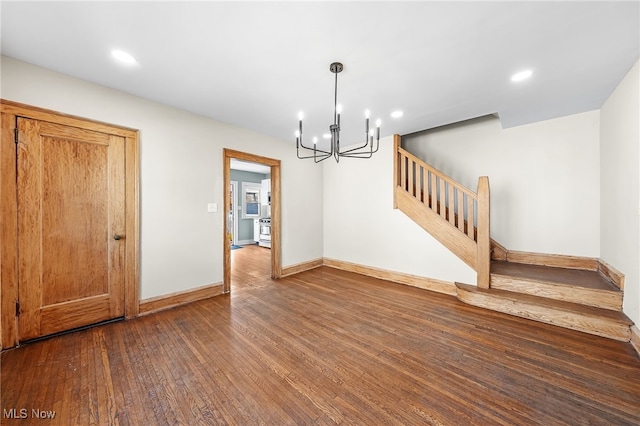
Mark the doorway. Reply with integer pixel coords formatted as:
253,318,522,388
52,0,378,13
0,100,140,349
223,149,281,293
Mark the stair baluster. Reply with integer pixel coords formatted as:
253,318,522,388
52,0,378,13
393,135,490,285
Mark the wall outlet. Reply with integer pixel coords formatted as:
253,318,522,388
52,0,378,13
207,203,217,213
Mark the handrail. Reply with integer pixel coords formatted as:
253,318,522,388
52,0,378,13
396,145,479,241
394,135,490,288
398,147,477,198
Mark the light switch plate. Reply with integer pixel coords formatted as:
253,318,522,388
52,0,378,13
207,203,217,213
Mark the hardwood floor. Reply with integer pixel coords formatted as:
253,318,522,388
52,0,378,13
2,266,639,425
230,243,271,290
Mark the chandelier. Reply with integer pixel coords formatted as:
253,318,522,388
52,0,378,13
296,62,381,163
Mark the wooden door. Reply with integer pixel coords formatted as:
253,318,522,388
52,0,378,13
17,117,126,341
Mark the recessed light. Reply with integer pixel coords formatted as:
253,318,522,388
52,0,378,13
111,49,137,65
391,110,404,118
511,69,533,82
322,133,331,139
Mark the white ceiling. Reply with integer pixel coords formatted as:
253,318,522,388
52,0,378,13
1,2,638,148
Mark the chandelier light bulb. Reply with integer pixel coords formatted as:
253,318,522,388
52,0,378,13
336,104,343,114
365,109,370,119
376,119,381,128
298,111,304,120
295,130,300,138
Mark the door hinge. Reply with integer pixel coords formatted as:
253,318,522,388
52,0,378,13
15,301,21,317
14,128,19,144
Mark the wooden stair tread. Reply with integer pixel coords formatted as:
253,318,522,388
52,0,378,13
456,283,633,342
456,283,632,325
455,283,633,341
491,260,618,292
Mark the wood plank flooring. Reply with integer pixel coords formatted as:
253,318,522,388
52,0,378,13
491,260,618,291
230,243,271,291
2,265,639,425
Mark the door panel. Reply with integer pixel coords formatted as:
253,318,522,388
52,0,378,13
17,118,125,341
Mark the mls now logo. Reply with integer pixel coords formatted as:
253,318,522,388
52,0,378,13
3,408,27,419
3,408,56,419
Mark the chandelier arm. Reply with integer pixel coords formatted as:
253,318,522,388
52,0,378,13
339,141,371,155
298,144,332,156
297,141,332,161
338,129,378,155
297,151,331,160
372,136,380,153
315,152,333,163
297,135,312,150
298,134,332,154
341,139,377,158
339,151,374,158
340,139,381,158
298,132,334,155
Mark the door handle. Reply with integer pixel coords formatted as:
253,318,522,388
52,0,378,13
113,235,123,240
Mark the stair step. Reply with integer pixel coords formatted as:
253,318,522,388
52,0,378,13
490,261,622,311
455,283,633,341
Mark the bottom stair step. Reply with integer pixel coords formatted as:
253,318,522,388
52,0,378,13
455,283,633,342
490,260,622,310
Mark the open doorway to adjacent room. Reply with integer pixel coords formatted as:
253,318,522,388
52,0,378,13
223,149,281,293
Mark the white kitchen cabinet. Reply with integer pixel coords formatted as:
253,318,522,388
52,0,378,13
261,178,271,206
253,219,260,242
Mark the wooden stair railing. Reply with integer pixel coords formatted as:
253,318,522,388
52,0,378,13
393,135,490,288
391,136,632,344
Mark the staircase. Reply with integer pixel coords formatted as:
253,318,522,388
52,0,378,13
456,258,631,341
393,135,633,342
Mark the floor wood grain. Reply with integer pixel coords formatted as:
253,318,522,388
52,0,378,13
2,266,639,425
231,243,271,291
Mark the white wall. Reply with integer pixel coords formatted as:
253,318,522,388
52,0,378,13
4,54,637,328
323,136,477,285
1,56,324,299
600,60,640,326
402,112,601,257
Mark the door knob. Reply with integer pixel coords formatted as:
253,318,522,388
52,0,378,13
113,235,123,240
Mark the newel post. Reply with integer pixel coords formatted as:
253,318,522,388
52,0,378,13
476,176,490,289
393,134,401,209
